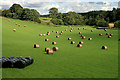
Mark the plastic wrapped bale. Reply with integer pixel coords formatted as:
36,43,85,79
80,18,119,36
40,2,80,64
99,34,102,36
34,44,39,48
45,47,50,52
79,41,83,44
47,50,53,54
102,46,108,50
45,39,49,41
2,57,12,68
52,42,57,45
14,60,26,68
71,41,75,44
53,47,59,51
25,57,34,65
68,38,71,40
77,44,82,47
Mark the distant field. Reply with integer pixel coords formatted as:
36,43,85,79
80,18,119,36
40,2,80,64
1,17,118,78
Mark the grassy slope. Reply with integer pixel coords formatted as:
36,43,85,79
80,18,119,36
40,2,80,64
1,17,118,78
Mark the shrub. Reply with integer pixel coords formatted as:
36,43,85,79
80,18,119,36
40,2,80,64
114,20,120,28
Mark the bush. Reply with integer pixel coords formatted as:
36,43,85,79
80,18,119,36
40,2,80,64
96,19,109,27
114,20,120,28
51,18,64,25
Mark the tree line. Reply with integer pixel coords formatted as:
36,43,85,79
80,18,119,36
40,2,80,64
1,4,41,23
49,7,120,28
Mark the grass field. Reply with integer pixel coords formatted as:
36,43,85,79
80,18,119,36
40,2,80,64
1,17,118,78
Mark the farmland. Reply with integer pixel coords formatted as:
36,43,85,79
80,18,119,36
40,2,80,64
1,16,118,78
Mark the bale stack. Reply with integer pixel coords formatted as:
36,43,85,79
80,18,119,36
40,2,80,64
109,23,114,27
1,56,34,68
102,46,108,50
34,44,39,48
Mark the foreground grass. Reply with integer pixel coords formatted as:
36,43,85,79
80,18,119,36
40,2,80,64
1,17,118,78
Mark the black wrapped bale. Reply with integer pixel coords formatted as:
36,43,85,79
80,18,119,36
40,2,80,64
25,57,34,64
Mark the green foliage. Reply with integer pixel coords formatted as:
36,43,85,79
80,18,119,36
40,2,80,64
114,20,120,28
2,4,41,23
96,19,109,27
51,18,63,25
49,7,58,18
0,10,2,16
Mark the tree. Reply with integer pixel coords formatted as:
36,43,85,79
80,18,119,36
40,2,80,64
51,18,63,25
96,19,109,27
114,20,120,28
49,7,58,18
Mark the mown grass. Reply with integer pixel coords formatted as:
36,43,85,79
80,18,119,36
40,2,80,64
1,17,118,78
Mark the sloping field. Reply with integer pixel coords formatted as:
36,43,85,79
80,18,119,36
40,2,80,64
1,17,118,78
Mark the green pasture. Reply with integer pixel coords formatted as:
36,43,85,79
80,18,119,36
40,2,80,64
1,17,118,78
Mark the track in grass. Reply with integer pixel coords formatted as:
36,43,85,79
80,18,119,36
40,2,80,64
1,17,118,78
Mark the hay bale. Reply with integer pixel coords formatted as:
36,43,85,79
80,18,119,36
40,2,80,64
109,23,114,27
80,35,84,37
52,31,55,32
65,29,67,31
45,39,49,41
59,33,62,35
45,47,50,52
56,35,59,38
16,23,18,25
106,33,109,35
13,21,15,23
108,36,111,38
102,46,108,50
18,24,21,26
13,29,16,32
56,31,59,33
82,36,86,39
61,31,64,33
24,25,27,27
47,33,50,36
68,38,71,40
43,34,46,36
34,44,39,48
70,30,72,32
79,41,83,44
99,34,102,36
91,30,94,32
71,41,75,44
52,42,57,45
110,34,113,36
78,28,80,30
47,49,53,54
79,32,82,34
104,29,107,31
77,44,82,47
88,38,92,40
39,34,42,36
53,47,59,51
